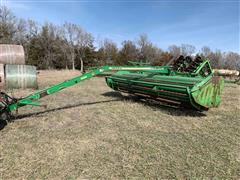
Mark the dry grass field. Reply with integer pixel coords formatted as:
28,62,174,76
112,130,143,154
0,70,240,179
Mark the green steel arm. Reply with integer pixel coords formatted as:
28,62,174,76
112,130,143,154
3,66,167,113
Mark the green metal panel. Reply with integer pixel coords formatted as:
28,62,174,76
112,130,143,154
191,76,224,108
106,58,224,111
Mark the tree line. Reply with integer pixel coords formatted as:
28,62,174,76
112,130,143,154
0,6,239,71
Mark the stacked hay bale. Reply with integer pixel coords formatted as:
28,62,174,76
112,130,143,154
0,64,5,89
0,44,25,64
214,69,240,84
0,44,37,89
214,69,239,77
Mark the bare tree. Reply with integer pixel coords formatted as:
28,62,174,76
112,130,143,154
24,19,39,60
201,46,211,57
207,50,222,68
27,19,39,38
137,34,162,63
63,22,79,70
0,6,17,43
76,27,94,72
224,52,240,70
118,40,138,65
154,51,172,66
168,45,181,57
14,18,27,45
99,38,118,65
38,22,58,69
56,25,70,69
137,34,151,61
181,44,196,56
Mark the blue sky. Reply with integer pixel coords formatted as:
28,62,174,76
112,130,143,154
2,0,240,53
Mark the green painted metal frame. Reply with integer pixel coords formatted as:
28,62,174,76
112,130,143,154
105,59,224,111
0,58,224,117
0,66,166,115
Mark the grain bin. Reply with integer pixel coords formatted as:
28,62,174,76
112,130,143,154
5,64,37,89
0,44,25,65
0,64,5,88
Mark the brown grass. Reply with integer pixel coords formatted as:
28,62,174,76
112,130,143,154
0,70,240,179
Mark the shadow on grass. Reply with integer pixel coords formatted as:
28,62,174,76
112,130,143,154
0,120,7,130
0,91,206,130
0,99,120,130
102,91,206,117
15,99,121,121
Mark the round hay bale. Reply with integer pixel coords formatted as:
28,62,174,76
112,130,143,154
0,64,5,89
0,44,25,64
5,64,37,89
214,69,240,76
